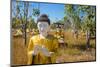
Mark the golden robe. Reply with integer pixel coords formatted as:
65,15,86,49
27,34,58,65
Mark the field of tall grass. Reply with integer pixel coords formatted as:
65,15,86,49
11,31,96,65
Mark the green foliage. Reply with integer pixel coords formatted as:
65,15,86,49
64,4,81,30
64,5,96,36
80,6,96,36
82,16,95,36
12,17,21,28
28,17,37,29
32,8,40,17
12,1,39,30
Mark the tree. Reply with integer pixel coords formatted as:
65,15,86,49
64,4,81,39
79,5,96,49
32,8,40,17
28,16,37,30
32,3,40,17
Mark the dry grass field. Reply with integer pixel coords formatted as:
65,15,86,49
11,31,96,65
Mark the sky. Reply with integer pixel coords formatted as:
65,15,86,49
12,0,65,23
12,0,96,24
30,2,65,23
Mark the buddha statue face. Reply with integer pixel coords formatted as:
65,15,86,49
37,22,50,37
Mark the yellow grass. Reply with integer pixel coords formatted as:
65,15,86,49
11,31,96,65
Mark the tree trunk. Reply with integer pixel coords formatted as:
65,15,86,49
86,30,90,49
